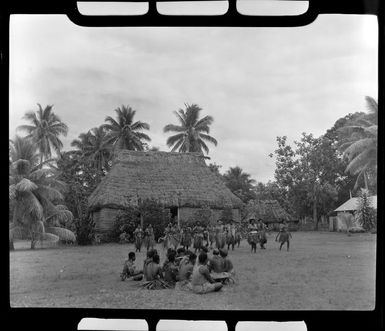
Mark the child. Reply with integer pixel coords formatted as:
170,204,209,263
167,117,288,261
120,252,143,281
275,226,292,251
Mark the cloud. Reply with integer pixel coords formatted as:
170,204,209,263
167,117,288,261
9,14,378,183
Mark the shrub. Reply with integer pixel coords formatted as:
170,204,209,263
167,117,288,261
73,214,95,245
357,189,376,232
109,206,140,243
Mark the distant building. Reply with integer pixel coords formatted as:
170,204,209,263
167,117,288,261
88,150,243,234
329,195,377,231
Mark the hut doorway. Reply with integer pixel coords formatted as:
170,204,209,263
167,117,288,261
170,207,178,226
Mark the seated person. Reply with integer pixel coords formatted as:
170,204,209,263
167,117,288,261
208,249,224,273
190,252,223,294
143,249,156,281
175,247,186,266
121,252,143,281
163,252,179,286
145,254,163,281
219,248,235,276
178,253,197,282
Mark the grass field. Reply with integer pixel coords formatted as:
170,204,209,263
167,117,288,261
10,231,376,310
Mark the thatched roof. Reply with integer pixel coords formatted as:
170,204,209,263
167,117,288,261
88,150,243,211
243,199,294,223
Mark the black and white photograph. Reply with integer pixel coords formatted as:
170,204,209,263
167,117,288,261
9,1,378,311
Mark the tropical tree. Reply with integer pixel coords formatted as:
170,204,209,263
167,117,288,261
9,136,75,249
71,126,112,173
163,103,218,155
17,104,68,165
103,105,151,152
223,166,256,203
338,96,378,190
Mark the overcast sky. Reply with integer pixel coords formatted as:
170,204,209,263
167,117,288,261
9,13,377,183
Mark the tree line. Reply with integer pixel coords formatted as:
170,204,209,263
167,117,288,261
9,97,377,248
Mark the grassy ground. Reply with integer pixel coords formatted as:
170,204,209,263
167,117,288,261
10,231,376,310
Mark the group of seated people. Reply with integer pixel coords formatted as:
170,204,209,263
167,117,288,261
120,246,235,294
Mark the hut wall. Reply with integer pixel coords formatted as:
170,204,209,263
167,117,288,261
93,208,121,233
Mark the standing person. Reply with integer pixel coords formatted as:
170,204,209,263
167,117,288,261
275,226,292,251
257,219,268,249
190,252,223,294
247,219,259,253
120,252,143,281
181,225,192,250
133,225,144,252
193,221,205,253
144,224,155,252
215,220,226,249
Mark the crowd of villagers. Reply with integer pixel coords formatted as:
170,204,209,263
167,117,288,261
120,218,292,293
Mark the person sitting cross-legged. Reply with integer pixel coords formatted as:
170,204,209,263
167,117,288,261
120,252,143,281
189,252,223,294
219,248,235,277
163,252,179,287
175,252,197,291
208,249,224,273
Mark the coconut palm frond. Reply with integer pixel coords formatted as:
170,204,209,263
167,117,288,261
34,185,63,202
15,178,38,192
345,149,374,175
41,232,60,243
9,225,24,241
11,159,32,175
9,185,16,200
363,125,378,137
343,138,375,160
54,204,69,211
32,220,45,234
163,124,184,133
46,227,76,242
199,133,218,146
365,96,378,114
46,209,73,225
28,168,51,181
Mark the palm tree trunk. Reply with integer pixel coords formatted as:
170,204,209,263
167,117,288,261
364,171,368,190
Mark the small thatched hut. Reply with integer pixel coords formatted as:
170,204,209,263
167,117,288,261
88,150,243,233
243,199,297,230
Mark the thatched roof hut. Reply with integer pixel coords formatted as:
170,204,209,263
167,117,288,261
88,150,243,232
243,199,294,224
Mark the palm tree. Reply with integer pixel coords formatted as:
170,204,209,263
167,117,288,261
9,136,75,249
338,96,378,190
103,105,151,152
223,166,256,202
17,104,69,165
163,103,218,154
71,126,112,173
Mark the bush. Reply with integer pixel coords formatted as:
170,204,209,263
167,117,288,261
357,189,376,232
109,207,140,243
73,214,95,245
